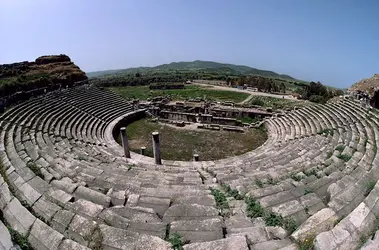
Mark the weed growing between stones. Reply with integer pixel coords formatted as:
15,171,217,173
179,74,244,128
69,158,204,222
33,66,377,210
333,215,345,226
245,197,298,233
326,151,333,159
27,162,43,179
364,180,376,197
335,145,345,152
78,155,88,161
304,187,314,194
8,226,33,250
0,210,33,250
221,184,244,200
88,226,103,250
304,168,318,177
168,232,185,250
297,235,315,250
290,173,303,182
255,179,263,188
318,128,334,137
245,197,265,218
127,164,136,171
210,188,229,211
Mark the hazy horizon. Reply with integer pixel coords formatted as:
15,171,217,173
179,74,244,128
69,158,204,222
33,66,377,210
1,0,379,88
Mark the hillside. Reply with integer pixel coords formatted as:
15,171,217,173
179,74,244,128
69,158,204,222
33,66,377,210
87,60,297,81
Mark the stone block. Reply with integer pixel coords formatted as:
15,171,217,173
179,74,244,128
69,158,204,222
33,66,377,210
3,198,36,236
170,218,223,242
28,219,64,250
183,235,249,250
163,204,219,223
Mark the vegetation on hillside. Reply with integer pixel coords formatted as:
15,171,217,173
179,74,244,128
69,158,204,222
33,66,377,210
90,60,344,105
87,60,296,80
296,81,344,103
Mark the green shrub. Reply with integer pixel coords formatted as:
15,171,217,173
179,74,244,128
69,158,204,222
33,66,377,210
337,154,351,162
297,235,315,250
335,145,345,152
264,212,284,227
168,232,184,250
245,197,265,218
309,95,326,104
210,188,229,210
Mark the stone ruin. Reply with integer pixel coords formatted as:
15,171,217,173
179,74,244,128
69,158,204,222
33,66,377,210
137,98,273,133
1,84,379,250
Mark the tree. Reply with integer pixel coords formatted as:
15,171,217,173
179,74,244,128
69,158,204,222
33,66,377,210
280,82,286,93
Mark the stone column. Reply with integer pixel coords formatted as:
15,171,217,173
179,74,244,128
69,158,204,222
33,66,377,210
152,132,162,165
120,127,130,158
140,146,146,156
193,154,199,161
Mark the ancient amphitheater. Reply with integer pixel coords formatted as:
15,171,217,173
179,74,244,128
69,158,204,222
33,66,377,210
2,80,379,249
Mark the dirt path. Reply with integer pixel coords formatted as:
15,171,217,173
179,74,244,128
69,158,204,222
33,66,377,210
193,82,300,104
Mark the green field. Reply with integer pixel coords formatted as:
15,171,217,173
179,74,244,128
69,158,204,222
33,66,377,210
124,119,268,161
108,85,249,103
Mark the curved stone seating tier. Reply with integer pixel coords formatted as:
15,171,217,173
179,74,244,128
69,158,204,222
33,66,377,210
0,87,378,249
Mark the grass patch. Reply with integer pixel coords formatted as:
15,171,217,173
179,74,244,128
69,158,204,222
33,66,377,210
364,180,376,197
124,118,267,161
168,232,185,250
337,154,351,162
109,85,249,103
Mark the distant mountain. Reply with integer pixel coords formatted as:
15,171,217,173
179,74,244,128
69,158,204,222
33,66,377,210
87,60,297,81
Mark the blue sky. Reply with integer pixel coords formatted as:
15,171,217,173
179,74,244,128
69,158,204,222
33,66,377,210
1,0,378,88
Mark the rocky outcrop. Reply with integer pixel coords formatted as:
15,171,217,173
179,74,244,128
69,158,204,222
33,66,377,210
349,74,379,107
0,54,87,110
